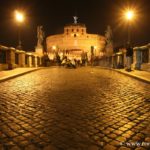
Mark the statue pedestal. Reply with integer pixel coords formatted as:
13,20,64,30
35,46,43,57
105,43,113,57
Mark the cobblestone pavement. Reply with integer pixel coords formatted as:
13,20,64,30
0,67,150,150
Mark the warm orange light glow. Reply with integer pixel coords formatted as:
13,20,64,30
15,10,24,23
125,10,134,20
94,46,97,49
52,45,56,50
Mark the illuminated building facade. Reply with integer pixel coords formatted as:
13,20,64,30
46,21,106,61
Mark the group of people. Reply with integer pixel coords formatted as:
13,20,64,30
61,57,86,68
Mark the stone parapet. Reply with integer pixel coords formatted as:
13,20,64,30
0,44,42,71
95,43,149,72
7,47,15,69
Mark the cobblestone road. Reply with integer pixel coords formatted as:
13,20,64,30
0,67,150,150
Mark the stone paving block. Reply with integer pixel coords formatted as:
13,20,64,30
124,130,134,136
87,145,99,150
119,127,129,132
131,135,142,141
135,147,147,150
18,140,30,147
103,144,117,150
103,136,112,143
96,141,104,147
113,130,123,135
10,146,21,150
116,137,127,142
13,136,26,143
109,140,120,147
145,137,150,142
121,133,132,139
108,133,117,139
24,144,37,150
118,147,131,150
43,145,58,150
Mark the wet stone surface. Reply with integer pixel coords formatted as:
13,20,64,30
0,67,150,150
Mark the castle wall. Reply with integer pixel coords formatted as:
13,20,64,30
46,23,106,59
47,34,105,54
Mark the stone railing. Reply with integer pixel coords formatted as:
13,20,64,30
97,43,150,72
0,45,42,71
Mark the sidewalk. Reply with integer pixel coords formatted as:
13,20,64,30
114,69,150,83
0,68,41,83
96,66,150,84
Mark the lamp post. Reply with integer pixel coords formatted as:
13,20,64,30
124,9,135,71
15,10,25,49
124,10,134,45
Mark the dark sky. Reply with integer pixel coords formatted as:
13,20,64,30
0,0,150,51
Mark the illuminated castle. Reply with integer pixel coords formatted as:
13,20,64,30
46,17,106,60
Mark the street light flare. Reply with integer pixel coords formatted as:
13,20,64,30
15,10,24,23
125,10,134,20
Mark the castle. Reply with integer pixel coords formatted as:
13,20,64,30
46,17,106,61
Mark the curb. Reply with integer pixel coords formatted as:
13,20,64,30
0,68,42,83
95,66,150,84
114,69,150,84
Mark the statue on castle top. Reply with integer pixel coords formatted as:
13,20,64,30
73,16,78,24
37,26,45,47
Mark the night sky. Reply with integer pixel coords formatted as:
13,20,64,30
0,0,150,51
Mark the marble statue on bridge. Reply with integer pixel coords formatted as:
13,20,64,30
104,25,113,57
37,26,45,48
35,26,45,56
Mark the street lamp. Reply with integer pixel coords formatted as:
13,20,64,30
123,9,135,71
125,10,134,20
15,10,25,49
124,9,135,44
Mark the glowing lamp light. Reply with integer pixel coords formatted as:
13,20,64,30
94,46,97,49
125,10,134,20
15,10,24,23
52,45,56,50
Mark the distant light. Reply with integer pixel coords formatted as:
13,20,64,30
52,45,56,50
15,10,24,23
